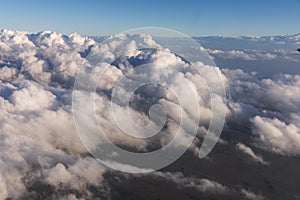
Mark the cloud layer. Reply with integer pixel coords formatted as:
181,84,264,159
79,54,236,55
0,29,299,199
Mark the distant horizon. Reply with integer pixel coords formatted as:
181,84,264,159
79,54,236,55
1,28,300,38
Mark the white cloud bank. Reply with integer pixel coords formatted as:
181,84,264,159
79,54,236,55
207,49,277,61
0,29,228,198
0,29,298,198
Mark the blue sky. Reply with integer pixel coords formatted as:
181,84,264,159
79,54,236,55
0,0,299,36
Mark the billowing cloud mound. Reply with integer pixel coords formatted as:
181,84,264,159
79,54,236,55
0,29,299,199
0,29,104,199
0,29,227,198
252,115,300,155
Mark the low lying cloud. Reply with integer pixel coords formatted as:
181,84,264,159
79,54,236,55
236,143,269,165
241,189,265,200
207,49,277,61
153,172,229,194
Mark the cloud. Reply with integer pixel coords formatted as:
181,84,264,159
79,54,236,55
43,157,106,190
206,49,277,61
74,35,228,158
138,171,265,199
0,29,298,199
0,30,109,199
241,189,265,200
236,143,269,165
252,115,300,155
0,29,227,198
0,133,106,199
8,81,56,111
207,49,257,60
225,70,300,115
152,172,229,194
223,67,300,155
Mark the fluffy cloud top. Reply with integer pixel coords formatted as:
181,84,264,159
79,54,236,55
252,116,300,155
0,29,228,198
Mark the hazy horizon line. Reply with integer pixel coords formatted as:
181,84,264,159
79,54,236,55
1,28,300,38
